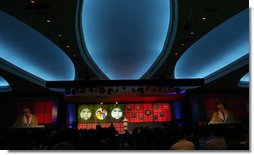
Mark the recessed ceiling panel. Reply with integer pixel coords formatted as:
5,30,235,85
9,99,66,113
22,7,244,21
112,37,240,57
81,0,170,79
238,72,249,88
0,11,75,81
240,73,249,82
174,9,249,79
0,76,11,92
0,76,9,87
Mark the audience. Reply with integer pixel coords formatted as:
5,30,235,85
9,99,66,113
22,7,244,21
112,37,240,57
170,129,195,150
203,127,227,150
0,122,248,150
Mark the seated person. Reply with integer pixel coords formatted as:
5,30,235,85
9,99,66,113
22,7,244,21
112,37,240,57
208,101,234,125
13,106,38,127
170,129,195,150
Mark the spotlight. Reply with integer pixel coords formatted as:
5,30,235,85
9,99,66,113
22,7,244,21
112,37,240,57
166,87,170,91
30,0,36,4
115,102,118,105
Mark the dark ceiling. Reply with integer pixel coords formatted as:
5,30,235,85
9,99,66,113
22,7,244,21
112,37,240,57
0,0,249,95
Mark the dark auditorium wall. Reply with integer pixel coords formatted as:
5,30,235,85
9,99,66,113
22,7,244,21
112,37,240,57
0,98,18,129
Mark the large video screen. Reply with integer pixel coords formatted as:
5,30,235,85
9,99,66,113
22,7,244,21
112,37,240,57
78,103,172,124
78,104,124,123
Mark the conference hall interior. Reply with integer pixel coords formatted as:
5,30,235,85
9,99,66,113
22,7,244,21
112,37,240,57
0,0,249,150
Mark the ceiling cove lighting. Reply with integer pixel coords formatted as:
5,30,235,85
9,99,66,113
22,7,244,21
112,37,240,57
79,0,172,80
238,73,249,88
0,76,9,87
0,76,11,92
174,9,249,80
0,10,75,81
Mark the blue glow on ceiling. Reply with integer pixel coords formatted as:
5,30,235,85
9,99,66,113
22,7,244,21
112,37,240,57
174,9,249,79
238,72,249,88
0,11,75,81
240,73,249,82
0,76,11,92
0,76,9,87
81,0,170,80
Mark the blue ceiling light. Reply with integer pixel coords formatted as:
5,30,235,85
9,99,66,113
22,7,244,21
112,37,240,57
0,11,75,81
79,0,171,80
0,76,11,92
240,73,249,82
238,73,249,88
0,76,9,87
174,9,249,79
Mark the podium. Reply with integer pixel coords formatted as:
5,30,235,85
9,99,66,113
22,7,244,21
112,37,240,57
12,125,45,128
208,121,241,125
